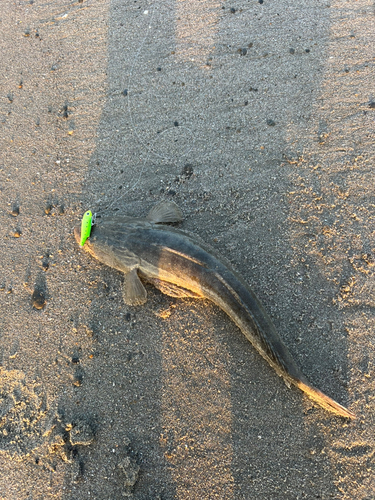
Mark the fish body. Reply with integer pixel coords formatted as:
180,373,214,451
74,201,355,419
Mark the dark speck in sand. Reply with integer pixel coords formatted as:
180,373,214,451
73,367,84,387
45,202,52,215
62,104,69,119
182,164,194,179
32,288,46,310
11,204,19,216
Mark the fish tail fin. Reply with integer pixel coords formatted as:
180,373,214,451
296,380,356,419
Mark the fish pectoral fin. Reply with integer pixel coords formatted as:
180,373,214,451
122,269,147,306
147,277,203,299
146,201,183,224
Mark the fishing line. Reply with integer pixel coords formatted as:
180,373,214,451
106,0,196,211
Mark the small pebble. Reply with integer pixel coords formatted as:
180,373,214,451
369,101,375,109
289,48,295,54
72,355,80,364
122,89,128,96
157,67,162,71
230,7,236,13
174,121,179,127
14,228,21,237
125,312,131,321
266,119,276,126
181,164,194,179
11,204,19,216
73,368,84,387
32,288,46,309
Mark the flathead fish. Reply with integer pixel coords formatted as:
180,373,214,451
74,201,355,419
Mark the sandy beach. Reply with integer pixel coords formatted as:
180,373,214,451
0,0,374,498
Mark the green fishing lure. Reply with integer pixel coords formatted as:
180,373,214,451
80,210,93,246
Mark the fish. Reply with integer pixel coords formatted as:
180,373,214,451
74,201,356,419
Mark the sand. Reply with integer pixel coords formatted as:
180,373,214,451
0,0,374,498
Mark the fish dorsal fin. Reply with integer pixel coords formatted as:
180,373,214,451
146,201,183,224
122,269,147,306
